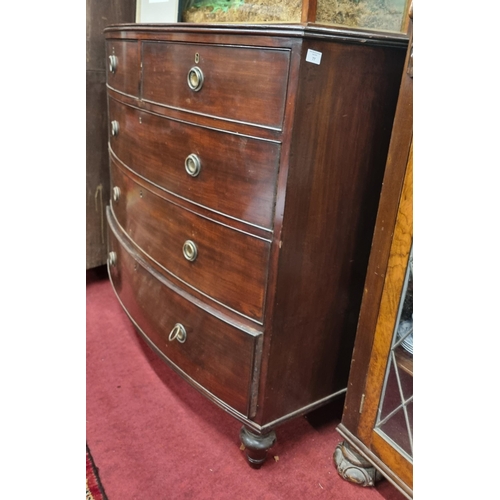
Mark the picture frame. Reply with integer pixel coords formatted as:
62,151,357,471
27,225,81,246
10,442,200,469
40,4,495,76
136,0,182,23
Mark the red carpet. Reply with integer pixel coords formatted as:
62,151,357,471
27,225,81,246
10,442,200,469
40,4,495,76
86,266,406,499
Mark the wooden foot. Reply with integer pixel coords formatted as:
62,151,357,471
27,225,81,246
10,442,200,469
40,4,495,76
239,427,276,469
334,441,383,487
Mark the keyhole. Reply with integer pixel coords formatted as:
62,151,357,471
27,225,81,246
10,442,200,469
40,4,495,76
195,53,200,64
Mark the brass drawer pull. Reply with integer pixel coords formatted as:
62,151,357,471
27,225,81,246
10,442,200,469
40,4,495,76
108,251,117,266
168,323,187,343
111,120,119,136
112,186,121,202
183,240,198,262
187,66,204,91
185,154,201,177
109,55,118,73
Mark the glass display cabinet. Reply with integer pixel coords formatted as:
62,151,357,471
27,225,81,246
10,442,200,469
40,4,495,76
181,0,411,33
333,5,413,499
374,247,412,460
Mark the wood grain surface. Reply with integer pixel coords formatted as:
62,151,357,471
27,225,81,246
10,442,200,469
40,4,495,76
110,158,272,322
103,25,408,442
141,41,291,129
108,211,260,416
108,97,281,229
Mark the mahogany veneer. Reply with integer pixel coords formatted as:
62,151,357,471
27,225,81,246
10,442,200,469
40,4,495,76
105,23,407,467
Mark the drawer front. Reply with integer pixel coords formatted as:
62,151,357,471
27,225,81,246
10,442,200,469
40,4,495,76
107,217,258,416
106,40,140,97
142,42,290,129
108,99,281,229
111,159,271,322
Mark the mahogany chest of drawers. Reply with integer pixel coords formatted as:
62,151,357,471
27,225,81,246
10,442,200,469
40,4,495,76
104,23,407,467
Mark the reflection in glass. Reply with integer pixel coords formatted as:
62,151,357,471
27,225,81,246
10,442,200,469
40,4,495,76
375,246,413,460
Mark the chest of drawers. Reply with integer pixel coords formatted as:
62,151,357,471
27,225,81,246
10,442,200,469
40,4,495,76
104,23,407,467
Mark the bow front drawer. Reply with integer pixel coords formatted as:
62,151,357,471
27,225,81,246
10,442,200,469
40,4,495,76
108,98,281,229
106,40,140,97
141,41,291,130
107,215,260,417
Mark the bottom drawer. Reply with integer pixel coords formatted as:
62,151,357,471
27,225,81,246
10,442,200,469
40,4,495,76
107,208,260,416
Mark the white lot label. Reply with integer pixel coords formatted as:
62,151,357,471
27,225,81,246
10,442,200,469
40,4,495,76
306,49,322,65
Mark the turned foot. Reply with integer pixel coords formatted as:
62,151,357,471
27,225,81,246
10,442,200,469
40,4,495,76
239,427,276,469
334,441,383,487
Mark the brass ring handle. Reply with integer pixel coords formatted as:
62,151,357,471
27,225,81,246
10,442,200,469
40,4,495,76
112,186,121,202
168,323,187,343
111,120,119,136
182,240,198,262
108,251,117,266
187,66,204,91
185,154,201,177
109,55,118,73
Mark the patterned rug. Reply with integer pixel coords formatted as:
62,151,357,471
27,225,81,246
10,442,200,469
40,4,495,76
86,445,107,500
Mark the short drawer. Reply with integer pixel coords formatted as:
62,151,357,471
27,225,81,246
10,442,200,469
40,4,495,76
108,99,281,229
110,159,271,322
141,42,290,129
106,40,140,97
107,214,259,417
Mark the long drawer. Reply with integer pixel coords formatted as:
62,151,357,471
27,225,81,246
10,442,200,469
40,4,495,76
110,158,271,322
105,40,140,97
107,211,260,416
108,98,281,229
141,41,290,129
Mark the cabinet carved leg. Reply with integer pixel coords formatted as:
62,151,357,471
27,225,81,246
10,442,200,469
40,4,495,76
239,426,276,469
334,441,383,487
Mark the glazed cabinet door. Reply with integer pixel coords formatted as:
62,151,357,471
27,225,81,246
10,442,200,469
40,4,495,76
358,146,413,492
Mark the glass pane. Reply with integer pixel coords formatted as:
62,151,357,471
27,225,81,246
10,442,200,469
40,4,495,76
378,403,412,457
395,348,413,400
407,400,413,435
375,246,413,460
379,359,401,421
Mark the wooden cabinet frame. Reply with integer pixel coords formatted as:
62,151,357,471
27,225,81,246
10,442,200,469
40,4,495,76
335,6,413,498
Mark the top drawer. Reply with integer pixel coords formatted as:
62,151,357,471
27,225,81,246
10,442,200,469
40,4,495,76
106,40,140,97
142,42,290,130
